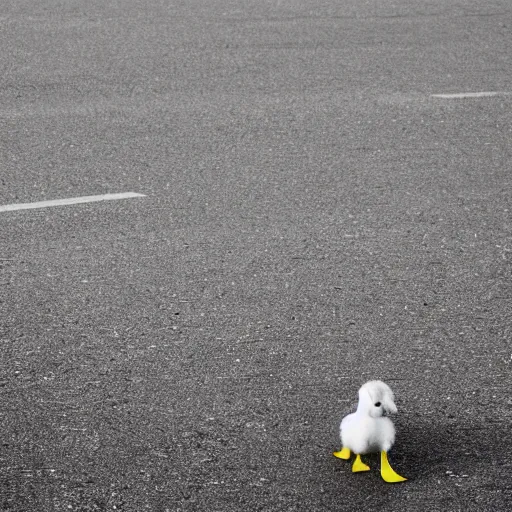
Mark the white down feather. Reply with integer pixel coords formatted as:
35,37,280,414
340,380,398,454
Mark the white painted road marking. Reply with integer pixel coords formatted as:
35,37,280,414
0,192,146,213
431,92,502,99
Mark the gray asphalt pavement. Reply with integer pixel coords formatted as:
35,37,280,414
1,0,511,510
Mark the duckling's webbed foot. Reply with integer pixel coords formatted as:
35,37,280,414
380,451,407,483
352,454,370,473
333,447,351,460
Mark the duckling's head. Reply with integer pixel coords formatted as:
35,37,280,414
357,380,398,418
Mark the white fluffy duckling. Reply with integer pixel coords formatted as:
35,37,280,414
333,380,407,483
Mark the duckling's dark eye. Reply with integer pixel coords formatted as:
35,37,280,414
374,402,381,407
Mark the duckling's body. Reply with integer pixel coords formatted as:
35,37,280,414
341,413,395,455
333,380,407,483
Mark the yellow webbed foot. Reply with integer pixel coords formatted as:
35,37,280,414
352,454,370,473
380,451,407,483
333,447,351,460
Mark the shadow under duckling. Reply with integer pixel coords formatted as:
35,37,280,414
333,380,407,483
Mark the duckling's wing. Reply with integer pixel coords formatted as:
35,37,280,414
375,417,396,452
341,410,357,429
340,401,358,425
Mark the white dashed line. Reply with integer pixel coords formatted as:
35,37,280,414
431,92,502,99
0,192,146,213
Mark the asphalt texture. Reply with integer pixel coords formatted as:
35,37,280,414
1,0,511,510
